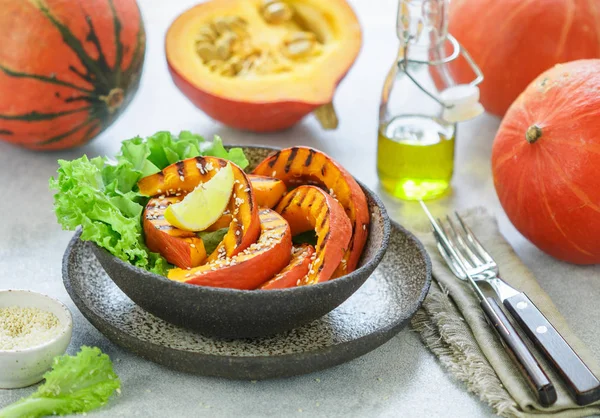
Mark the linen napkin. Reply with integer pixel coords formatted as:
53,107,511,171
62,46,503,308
410,207,600,417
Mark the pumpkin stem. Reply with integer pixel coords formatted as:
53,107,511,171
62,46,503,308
526,124,543,144
100,88,125,114
313,102,338,130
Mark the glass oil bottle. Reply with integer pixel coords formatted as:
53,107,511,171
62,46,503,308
378,0,484,200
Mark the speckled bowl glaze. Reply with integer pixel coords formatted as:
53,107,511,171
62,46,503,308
63,220,431,380
89,146,391,339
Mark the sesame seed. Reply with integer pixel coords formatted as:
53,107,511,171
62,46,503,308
235,230,240,236
272,171,277,176
363,224,366,230
190,244,196,248
179,175,185,182
157,189,162,193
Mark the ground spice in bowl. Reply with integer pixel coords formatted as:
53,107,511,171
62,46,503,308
0,306,61,351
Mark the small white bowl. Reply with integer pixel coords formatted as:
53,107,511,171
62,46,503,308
0,290,73,389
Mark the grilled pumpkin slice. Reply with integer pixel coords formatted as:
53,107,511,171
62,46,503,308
168,209,292,289
143,196,207,269
138,157,260,260
253,147,369,276
259,244,315,290
247,174,287,208
276,186,352,285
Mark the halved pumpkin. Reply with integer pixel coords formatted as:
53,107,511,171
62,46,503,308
247,174,287,208
276,185,351,285
259,244,315,289
168,209,292,289
138,156,260,259
143,196,207,269
254,146,369,276
165,0,362,132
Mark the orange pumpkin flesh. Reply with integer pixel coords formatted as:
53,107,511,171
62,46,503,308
165,0,361,132
143,196,207,269
276,186,351,285
492,60,600,264
447,0,600,116
168,209,292,289
247,174,287,208
254,147,369,276
259,244,315,290
0,0,145,150
138,156,260,260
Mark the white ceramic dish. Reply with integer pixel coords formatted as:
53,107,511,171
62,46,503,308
0,290,72,389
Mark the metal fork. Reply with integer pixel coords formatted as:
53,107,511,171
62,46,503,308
432,207,600,406
420,202,555,406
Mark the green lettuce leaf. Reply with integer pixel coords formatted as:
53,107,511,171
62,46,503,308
0,347,120,418
197,228,229,255
50,131,248,276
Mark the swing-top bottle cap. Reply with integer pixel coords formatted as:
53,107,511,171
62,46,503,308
439,84,484,123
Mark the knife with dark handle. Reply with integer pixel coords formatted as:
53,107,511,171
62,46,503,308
503,293,600,405
482,297,556,406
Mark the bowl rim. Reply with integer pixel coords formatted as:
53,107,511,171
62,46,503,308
0,289,73,354
88,143,392,295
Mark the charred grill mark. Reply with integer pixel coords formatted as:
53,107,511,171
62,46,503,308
245,180,254,209
296,191,308,207
304,149,315,166
267,152,281,168
218,159,227,167
234,223,243,245
315,199,325,215
284,147,298,173
318,262,325,272
278,200,292,215
304,191,316,209
176,161,185,178
321,164,327,176
194,156,205,169
319,214,328,230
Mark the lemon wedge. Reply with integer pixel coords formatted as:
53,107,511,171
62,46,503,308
164,163,234,231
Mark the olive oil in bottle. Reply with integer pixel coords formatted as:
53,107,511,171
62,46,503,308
376,0,484,201
378,115,455,200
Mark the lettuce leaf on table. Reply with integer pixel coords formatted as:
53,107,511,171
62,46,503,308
0,347,120,418
50,131,248,276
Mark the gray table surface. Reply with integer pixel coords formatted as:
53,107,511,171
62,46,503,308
1,0,599,416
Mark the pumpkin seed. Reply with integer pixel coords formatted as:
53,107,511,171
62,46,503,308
284,39,314,58
196,44,218,62
197,25,217,42
263,2,293,24
288,31,316,43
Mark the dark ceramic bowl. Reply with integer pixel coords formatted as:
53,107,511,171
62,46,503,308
91,146,390,339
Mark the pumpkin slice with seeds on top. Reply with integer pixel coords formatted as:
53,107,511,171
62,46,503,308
168,209,292,289
275,185,351,285
259,244,315,290
138,156,260,260
254,146,368,277
143,196,207,269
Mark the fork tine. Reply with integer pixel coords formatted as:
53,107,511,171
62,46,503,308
440,217,475,269
448,215,486,266
436,240,465,280
454,212,494,264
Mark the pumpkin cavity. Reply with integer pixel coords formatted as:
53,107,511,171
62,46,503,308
193,1,325,78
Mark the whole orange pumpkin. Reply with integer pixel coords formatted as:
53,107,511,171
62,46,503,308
447,0,600,117
492,60,600,265
0,0,145,151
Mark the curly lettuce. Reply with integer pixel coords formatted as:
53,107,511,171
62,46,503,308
50,131,248,275
0,347,120,418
